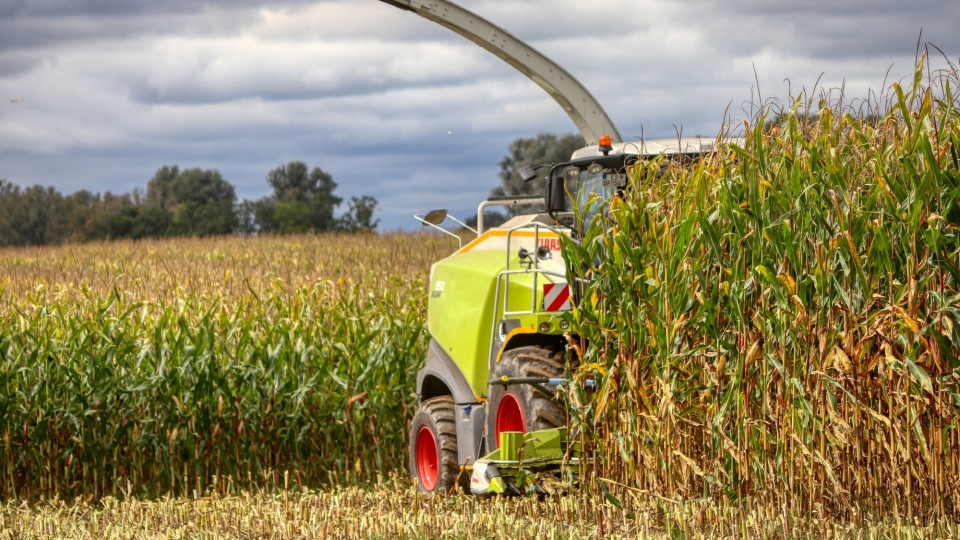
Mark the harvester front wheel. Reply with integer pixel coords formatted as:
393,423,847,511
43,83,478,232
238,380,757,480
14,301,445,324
409,396,460,494
487,346,567,451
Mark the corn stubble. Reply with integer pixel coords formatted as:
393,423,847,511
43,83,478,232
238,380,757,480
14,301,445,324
1,479,954,539
566,56,960,525
0,232,450,500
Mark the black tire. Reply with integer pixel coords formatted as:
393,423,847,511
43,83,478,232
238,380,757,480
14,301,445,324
409,396,460,494
486,345,567,451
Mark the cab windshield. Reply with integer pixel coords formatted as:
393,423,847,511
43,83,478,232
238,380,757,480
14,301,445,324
571,167,626,225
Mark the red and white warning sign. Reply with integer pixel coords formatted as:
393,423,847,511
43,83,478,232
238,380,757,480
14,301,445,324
543,283,572,312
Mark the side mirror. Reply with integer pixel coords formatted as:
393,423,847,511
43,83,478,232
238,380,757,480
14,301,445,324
422,209,448,225
545,174,565,215
518,165,537,182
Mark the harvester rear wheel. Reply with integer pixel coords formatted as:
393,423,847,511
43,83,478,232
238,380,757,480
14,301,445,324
487,345,567,452
409,396,460,494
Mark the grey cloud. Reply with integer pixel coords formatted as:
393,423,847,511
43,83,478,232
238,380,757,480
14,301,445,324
691,0,945,17
0,0,315,18
123,44,501,105
455,0,648,41
0,11,260,52
0,50,52,77
0,1,452,53
0,0,649,57
682,0,960,60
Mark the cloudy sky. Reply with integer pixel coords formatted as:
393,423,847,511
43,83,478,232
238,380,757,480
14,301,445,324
1,0,957,229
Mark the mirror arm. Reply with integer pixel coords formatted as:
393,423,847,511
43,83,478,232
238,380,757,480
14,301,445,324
445,215,477,235
413,213,463,249
521,163,554,183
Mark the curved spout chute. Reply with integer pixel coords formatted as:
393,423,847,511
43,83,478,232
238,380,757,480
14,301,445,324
378,0,623,145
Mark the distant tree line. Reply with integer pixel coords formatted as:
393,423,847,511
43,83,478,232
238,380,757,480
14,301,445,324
0,161,379,247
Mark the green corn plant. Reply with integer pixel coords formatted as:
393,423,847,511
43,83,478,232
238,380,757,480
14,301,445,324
0,232,453,500
564,55,960,523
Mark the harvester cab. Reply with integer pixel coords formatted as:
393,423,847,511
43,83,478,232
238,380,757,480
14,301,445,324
379,0,719,495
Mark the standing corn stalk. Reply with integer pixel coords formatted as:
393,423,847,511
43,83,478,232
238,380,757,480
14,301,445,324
566,55,960,523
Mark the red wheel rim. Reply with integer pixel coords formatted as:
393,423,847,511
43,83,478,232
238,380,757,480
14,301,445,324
496,392,526,446
415,426,439,491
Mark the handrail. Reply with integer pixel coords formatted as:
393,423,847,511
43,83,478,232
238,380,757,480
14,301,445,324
487,221,571,359
496,268,568,317
488,267,567,363
477,196,544,235
503,221,571,315
446,214,478,235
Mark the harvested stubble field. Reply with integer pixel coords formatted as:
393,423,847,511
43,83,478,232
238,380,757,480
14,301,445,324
0,479,955,539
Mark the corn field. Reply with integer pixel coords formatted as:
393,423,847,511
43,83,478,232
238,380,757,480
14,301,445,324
566,55,960,524
0,233,452,500
4,55,960,534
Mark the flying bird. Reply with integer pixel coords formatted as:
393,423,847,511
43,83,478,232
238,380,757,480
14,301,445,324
9,99,22,103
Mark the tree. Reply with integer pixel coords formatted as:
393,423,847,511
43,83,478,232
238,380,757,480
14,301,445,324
265,161,342,233
146,166,237,236
337,195,379,232
0,180,24,246
0,166,240,246
170,168,236,210
490,132,584,218
249,197,281,234
88,193,138,240
60,190,100,242
131,206,173,239
170,199,236,237
0,183,111,245
274,201,314,234
235,200,258,235
145,166,179,210
0,182,71,246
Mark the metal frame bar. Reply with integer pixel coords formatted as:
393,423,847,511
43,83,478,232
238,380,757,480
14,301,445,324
487,222,570,361
413,212,476,249
489,376,597,399
485,457,581,466
503,222,568,316
476,196,544,235
445,214,478,234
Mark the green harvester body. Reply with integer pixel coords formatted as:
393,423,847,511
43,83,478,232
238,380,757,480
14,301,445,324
426,241,567,398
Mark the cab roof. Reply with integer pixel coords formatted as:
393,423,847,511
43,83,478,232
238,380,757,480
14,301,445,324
570,137,741,160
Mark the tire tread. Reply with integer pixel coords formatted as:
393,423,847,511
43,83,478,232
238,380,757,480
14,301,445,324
409,396,461,494
487,345,569,450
